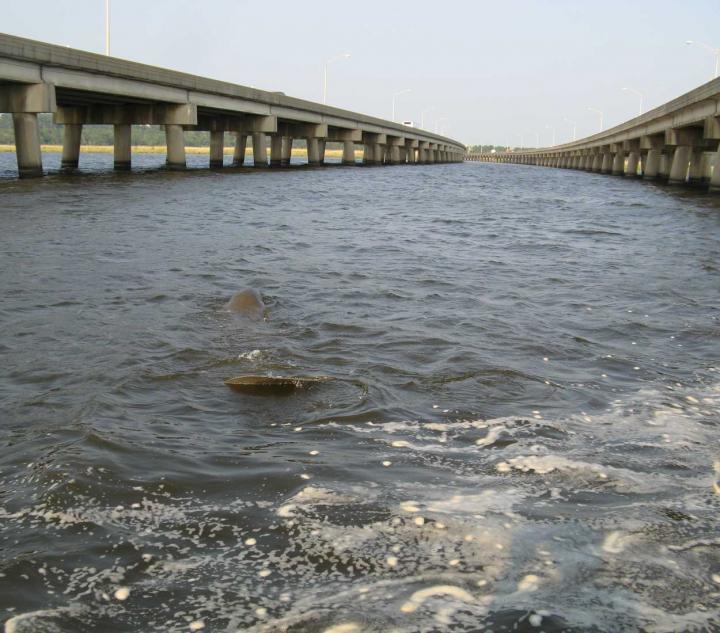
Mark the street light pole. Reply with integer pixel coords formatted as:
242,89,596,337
622,87,644,116
563,118,577,141
420,106,435,129
588,107,604,132
685,40,720,79
105,0,110,56
545,124,556,146
392,89,411,122
323,53,351,105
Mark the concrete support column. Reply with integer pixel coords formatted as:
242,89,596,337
658,153,670,180
318,140,326,164
342,140,355,165
61,123,82,170
114,123,131,170
281,137,293,167
252,133,267,167
407,146,415,164
643,149,661,179
209,130,224,168
599,152,612,174
668,145,691,184
306,138,320,165
165,124,186,169
709,147,720,192
374,144,385,165
12,113,43,178
233,133,247,167
270,136,283,167
625,151,639,177
611,149,625,175
688,149,705,185
591,154,601,171
363,143,376,165
389,144,401,165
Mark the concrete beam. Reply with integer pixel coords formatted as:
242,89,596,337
53,103,198,126
665,127,703,146
327,128,362,142
0,82,56,112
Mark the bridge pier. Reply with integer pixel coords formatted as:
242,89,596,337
710,147,720,191
269,135,282,167
307,138,320,165
233,133,247,167
342,140,355,165
643,149,661,179
61,123,82,170
668,145,691,185
282,137,293,167
165,124,186,169
687,148,706,186
625,151,639,177
318,140,326,164
114,124,132,170
252,133,267,167
209,130,224,168
611,145,625,175
12,113,43,178
600,150,612,174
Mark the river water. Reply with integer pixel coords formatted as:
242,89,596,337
1,153,719,632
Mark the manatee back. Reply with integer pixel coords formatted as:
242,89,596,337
227,289,265,319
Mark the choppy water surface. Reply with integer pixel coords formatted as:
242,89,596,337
1,154,720,632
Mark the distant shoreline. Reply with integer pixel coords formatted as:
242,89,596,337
0,144,360,158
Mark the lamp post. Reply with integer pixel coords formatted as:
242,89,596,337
323,53,351,105
545,124,556,146
105,0,110,55
588,107,603,132
420,106,435,129
685,40,720,79
392,89,411,122
563,118,577,141
622,87,644,116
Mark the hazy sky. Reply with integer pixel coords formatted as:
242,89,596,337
3,0,719,145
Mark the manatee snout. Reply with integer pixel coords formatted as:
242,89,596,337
227,289,266,320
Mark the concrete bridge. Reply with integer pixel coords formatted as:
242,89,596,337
467,77,720,192
0,33,465,178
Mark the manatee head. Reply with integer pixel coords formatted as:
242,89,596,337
227,289,266,320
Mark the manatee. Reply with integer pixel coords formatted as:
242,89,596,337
224,375,333,394
227,289,265,320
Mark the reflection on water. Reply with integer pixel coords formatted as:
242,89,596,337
1,154,719,632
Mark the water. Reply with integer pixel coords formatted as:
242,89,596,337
1,153,719,632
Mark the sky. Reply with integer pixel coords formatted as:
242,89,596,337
2,0,719,146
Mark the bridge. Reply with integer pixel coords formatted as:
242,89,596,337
466,77,720,193
0,33,465,178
